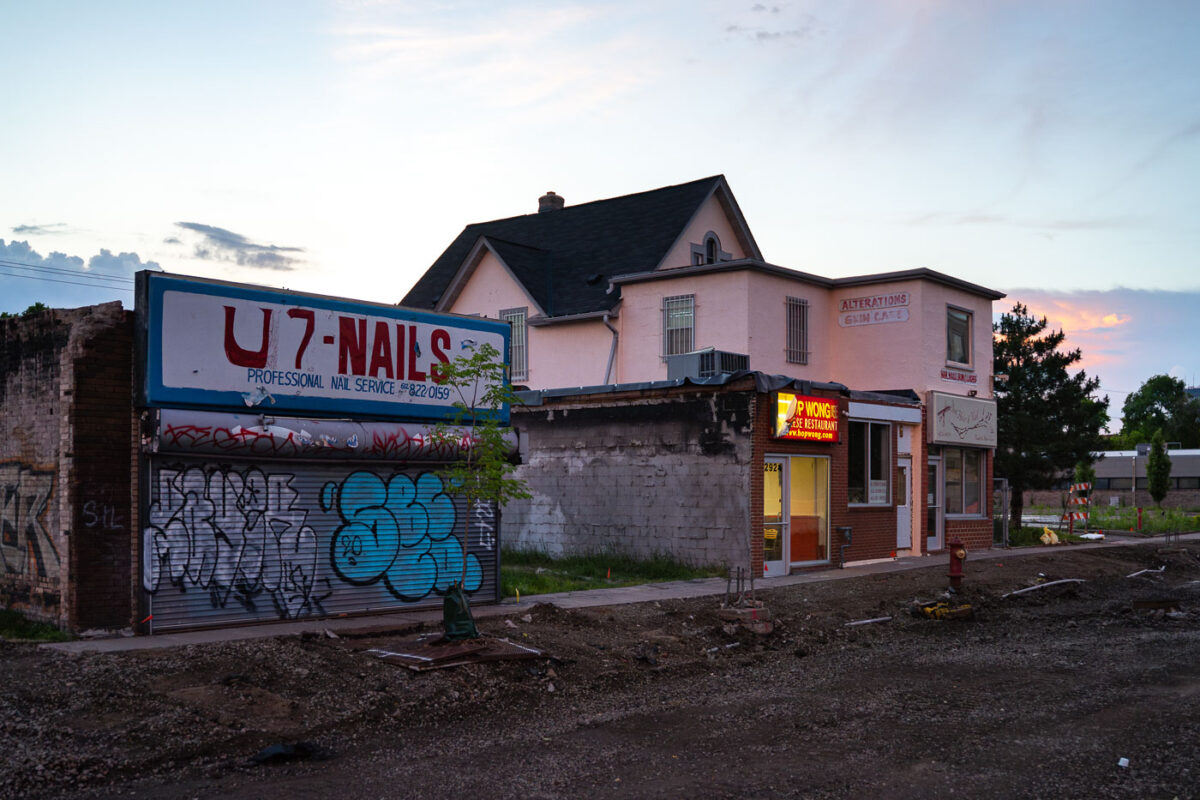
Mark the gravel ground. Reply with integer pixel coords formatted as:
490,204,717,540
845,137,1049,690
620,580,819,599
3,543,1200,799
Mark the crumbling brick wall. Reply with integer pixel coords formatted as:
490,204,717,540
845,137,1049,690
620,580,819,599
1,302,132,628
506,386,755,570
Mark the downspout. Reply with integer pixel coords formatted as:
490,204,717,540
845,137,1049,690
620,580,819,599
603,313,618,384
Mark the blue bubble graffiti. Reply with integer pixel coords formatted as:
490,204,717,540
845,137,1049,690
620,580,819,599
323,470,483,601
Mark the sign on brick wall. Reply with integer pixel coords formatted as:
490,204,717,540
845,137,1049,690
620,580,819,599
773,393,840,442
136,272,510,421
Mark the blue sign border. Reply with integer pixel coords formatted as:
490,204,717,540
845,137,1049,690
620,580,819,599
138,272,510,423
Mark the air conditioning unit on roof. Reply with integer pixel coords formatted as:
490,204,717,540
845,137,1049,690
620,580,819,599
667,348,750,380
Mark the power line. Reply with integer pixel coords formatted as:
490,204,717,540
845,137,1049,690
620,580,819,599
0,257,136,284
0,268,134,293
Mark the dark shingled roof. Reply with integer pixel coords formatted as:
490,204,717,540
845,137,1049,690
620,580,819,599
401,176,727,318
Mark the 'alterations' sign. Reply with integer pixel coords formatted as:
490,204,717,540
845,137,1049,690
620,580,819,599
837,291,910,328
137,272,510,421
774,393,840,442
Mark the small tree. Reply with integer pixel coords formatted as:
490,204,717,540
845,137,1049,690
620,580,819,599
430,342,530,637
1146,429,1172,512
993,303,1109,531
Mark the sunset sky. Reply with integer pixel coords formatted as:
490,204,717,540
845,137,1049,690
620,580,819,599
2,0,1197,416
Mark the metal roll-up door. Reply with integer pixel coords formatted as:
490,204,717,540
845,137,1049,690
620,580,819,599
142,455,499,632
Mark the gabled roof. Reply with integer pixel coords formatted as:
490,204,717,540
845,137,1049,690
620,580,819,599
401,175,760,318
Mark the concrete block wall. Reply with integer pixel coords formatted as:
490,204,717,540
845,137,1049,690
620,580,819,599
506,387,755,570
0,302,132,628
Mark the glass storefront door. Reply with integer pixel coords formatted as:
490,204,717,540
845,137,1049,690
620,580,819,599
763,458,786,577
763,455,830,577
927,457,943,551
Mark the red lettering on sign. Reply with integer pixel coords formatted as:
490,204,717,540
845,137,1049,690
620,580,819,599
338,316,367,375
223,306,271,368
407,324,426,382
286,308,315,369
430,328,450,383
369,320,394,379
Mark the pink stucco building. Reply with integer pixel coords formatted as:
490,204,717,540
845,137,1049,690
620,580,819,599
403,176,1005,572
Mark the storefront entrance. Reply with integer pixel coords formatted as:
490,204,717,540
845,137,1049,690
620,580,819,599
763,455,831,577
927,457,944,551
897,457,912,550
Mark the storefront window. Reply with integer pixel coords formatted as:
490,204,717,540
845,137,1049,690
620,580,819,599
944,447,984,515
849,420,890,505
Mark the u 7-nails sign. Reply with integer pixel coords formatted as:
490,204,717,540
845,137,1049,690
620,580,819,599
137,272,510,422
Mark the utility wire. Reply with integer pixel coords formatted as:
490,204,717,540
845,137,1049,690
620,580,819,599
0,268,134,292
0,257,136,284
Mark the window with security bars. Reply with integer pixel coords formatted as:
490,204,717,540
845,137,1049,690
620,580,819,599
500,307,528,381
786,296,809,364
662,295,694,358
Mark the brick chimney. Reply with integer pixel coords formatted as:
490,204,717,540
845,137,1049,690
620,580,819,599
538,191,564,213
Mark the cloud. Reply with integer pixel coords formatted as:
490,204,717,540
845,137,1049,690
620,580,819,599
88,249,160,274
329,6,649,115
174,222,304,271
904,212,1142,233
162,236,182,245
11,223,67,235
0,239,160,313
999,288,1200,400
724,5,819,44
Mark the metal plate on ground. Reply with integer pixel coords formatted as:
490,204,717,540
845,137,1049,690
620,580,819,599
366,634,544,672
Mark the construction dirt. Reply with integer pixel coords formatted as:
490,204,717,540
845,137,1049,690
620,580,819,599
4,542,1200,799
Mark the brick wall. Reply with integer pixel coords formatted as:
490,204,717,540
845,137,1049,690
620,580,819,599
0,303,132,629
506,384,755,570
65,310,134,629
751,392,912,572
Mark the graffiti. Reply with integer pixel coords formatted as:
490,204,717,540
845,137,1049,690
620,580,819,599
0,463,58,579
82,501,124,531
472,498,496,551
324,471,483,601
159,421,476,461
143,466,331,619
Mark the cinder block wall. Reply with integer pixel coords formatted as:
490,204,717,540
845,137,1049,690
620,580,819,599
505,387,755,570
0,303,132,628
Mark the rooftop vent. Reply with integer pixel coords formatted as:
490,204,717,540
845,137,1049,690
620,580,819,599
538,191,565,213
667,348,750,381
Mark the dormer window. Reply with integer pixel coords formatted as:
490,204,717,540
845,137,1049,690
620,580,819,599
691,232,732,265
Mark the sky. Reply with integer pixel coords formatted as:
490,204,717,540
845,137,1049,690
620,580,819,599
2,0,1198,419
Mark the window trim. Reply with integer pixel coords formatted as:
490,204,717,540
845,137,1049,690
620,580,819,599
499,306,528,382
946,304,973,366
943,446,986,518
689,231,732,265
661,294,695,359
848,419,892,507
785,296,809,365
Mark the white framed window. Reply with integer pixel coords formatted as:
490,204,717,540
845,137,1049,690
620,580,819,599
848,420,891,505
500,307,528,381
662,294,695,358
947,306,972,365
944,447,985,516
786,296,809,365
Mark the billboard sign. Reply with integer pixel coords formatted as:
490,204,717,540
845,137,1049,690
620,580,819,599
137,272,510,422
773,392,840,442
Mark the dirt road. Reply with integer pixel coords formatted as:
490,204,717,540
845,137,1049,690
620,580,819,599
4,543,1200,799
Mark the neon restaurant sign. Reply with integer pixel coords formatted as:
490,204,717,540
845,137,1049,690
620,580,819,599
773,392,840,442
